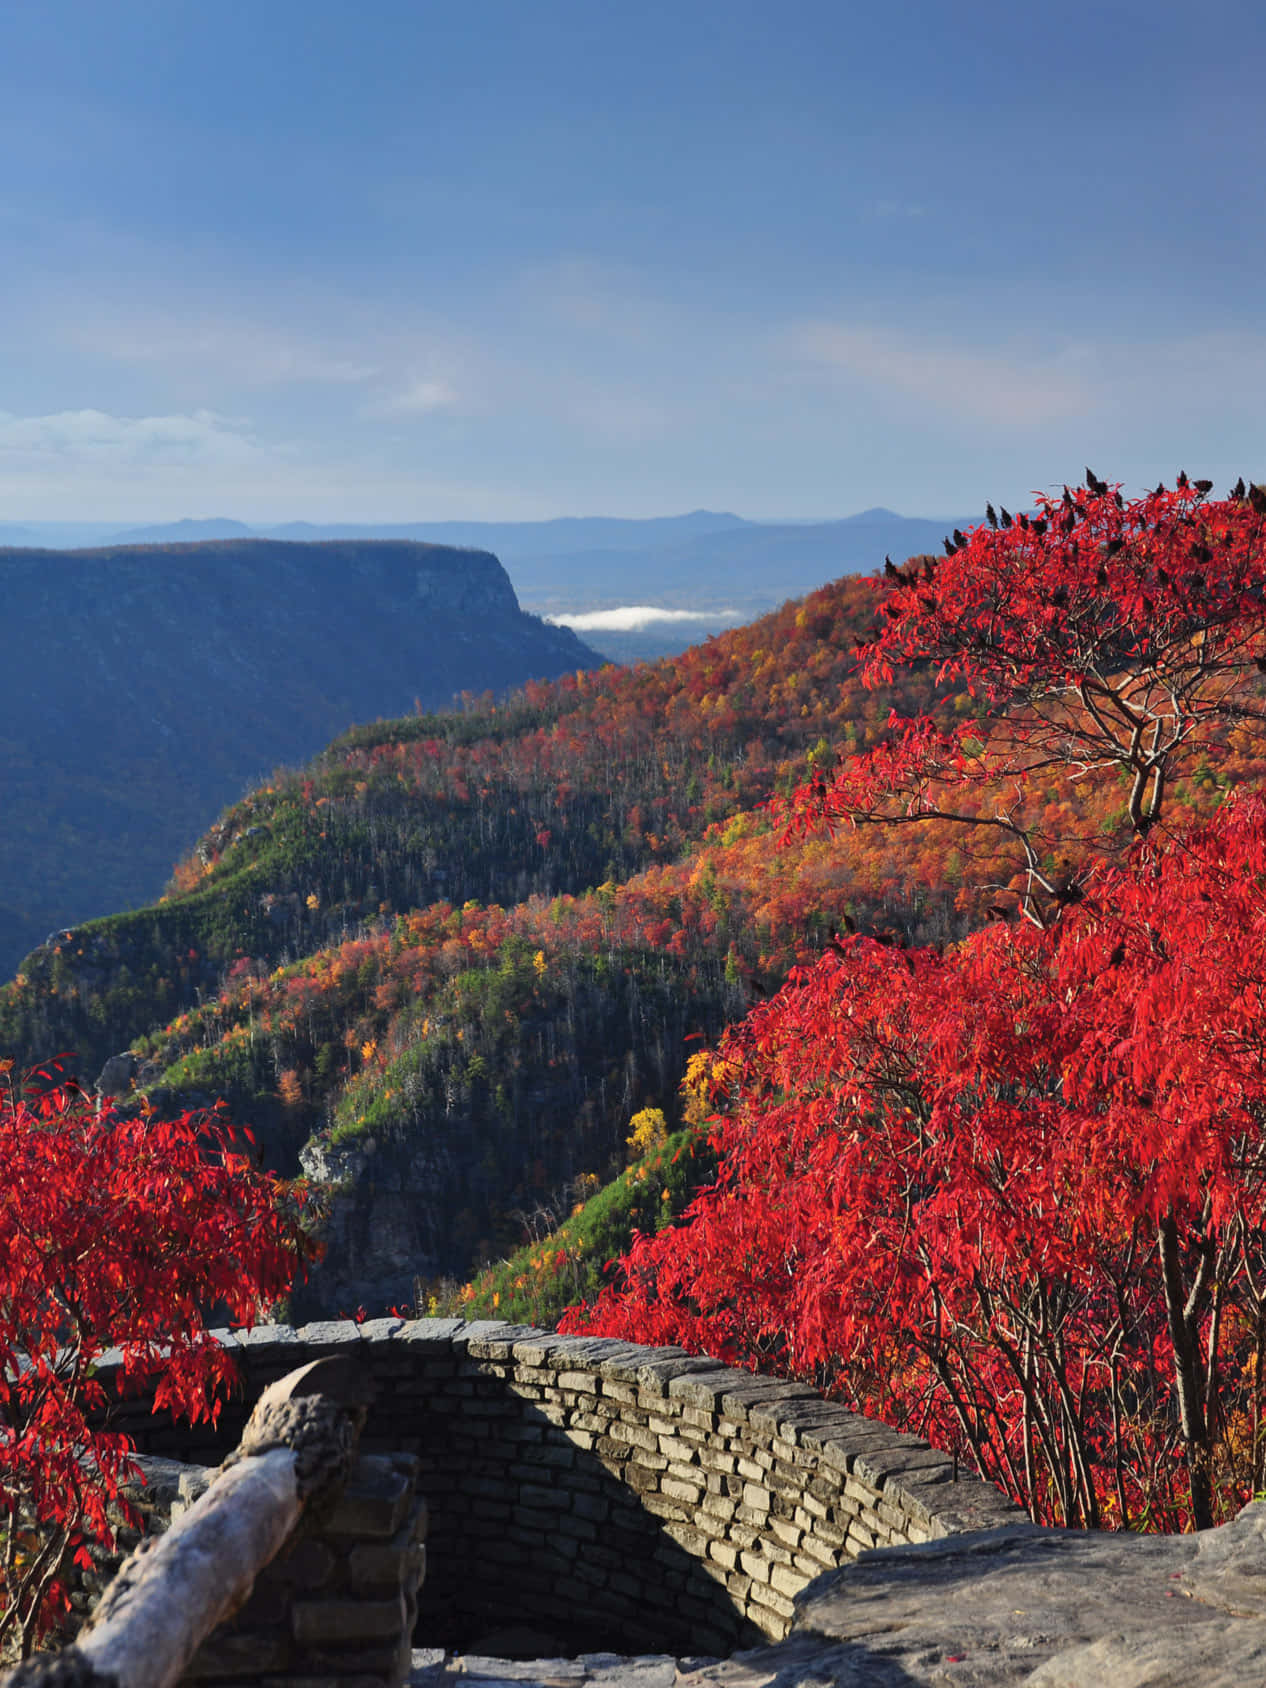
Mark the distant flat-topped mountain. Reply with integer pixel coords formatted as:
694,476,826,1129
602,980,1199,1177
7,504,973,665
0,537,599,979
11,507,971,616
252,509,966,616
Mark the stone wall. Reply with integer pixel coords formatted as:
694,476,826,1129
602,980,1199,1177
181,1452,428,1688
97,1319,1019,1656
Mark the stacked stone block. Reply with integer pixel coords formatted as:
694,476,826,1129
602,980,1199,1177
182,1452,428,1688
95,1318,1018,1654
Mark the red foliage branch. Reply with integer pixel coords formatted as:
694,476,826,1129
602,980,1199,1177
567,797,1266,1530
786,476,1266,923
0,1076,313,1656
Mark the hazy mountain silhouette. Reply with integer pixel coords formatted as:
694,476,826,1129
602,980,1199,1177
262,509,749,555
0,537,598,978
109,517,256,544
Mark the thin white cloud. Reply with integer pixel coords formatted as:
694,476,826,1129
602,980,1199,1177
516,257,676,341
0,407,258,463
361,378,459,419
564,393,671,444
784,321,1095,427
1097,331,1266,422
42,282,482,422
546,606,744,633
0,429,569,522
60,303,381,390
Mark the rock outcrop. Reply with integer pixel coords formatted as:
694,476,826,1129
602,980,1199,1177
696,1502,1266,1686
404,1505,1266,1686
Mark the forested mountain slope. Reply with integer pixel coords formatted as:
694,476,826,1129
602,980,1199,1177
1,572,932,1303
1,574,910,1066
10,526,1255,1319
0,537,597,976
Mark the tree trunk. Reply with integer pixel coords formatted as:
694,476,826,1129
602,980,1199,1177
1158,1214,1214,1530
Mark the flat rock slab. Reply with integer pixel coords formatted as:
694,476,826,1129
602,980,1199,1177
410,1653,684,1688
412,1500,1266,1687
715,1500,1266,1686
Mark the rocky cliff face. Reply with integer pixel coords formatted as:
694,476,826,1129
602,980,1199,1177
412,555,519,617
295,1132,459,1316
0,538,599,980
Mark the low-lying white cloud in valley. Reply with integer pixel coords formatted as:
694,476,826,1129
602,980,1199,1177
545,606,744,633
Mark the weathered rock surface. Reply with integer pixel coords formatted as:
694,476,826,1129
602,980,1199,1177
410,1652,696,1688
786,1508,1259,1683
712,1503,1266,1685
95,1051,139,1098
412,1505,1266,1688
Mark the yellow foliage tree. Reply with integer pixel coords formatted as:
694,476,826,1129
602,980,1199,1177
626,1106,668,1162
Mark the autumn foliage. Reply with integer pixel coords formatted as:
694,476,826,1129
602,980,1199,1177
793,473,1266,921
567,475,1266,1533
8,468,1266,1553
0,1071,312,1656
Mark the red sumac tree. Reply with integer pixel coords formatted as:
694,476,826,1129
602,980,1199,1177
794,474,1266,923
565,474,1266,1533
0,1073,313,1657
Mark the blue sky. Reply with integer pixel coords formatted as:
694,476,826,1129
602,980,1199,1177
2,0,1263,523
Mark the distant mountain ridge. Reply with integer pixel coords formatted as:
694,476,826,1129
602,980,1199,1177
14,507,970,664
510,511,966,614
9,506,971,612
108,516,255,544
262,509,751,556
12,510,752,554
0,537,598,978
